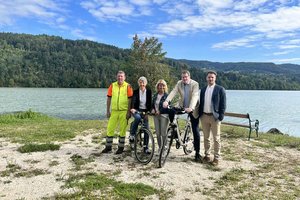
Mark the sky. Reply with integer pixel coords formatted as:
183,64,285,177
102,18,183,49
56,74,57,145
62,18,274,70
1,0,300,64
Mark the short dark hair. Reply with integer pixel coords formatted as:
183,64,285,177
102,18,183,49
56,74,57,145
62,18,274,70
117,70,125,75
181,70,190,76
206,70,217,76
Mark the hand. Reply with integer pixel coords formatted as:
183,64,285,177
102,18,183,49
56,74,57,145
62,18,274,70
163,101,169,108
106,111,111,118
185,108,193,113
151,109,155,114
130,108,136,113
126,111,131,120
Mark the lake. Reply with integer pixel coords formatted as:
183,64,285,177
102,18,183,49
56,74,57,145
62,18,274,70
1,88,299,137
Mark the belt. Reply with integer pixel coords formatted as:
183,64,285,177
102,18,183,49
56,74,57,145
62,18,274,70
203,112,213,116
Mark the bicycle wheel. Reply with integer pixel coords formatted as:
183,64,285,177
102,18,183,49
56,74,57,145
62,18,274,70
183,125,194,155
158,127,174,168
134,129,155,164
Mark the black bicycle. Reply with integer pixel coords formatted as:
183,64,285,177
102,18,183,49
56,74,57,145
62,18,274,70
130,111,155,165
158,107,194,168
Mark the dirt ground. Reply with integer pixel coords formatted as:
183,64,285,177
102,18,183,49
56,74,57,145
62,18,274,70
0,130,299,200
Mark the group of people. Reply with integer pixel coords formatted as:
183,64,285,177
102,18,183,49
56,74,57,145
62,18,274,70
101,70,226,166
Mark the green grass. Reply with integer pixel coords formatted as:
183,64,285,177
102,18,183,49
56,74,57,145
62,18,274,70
17,143,60,153
49,160,59,167
0,110,104,143
222,125,300,150
258,133,300,150
216,168,246,186
0,163,47,178
55,172,170,199
0,163,21,177
70,154,95,170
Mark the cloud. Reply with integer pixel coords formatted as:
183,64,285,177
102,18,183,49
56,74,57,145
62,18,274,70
0,0,99,42
0,0,64,25
71,29,98,41
81,0,151,22
270,57,300,63
148,0,300,50
212,35,262,49
153,0,168,5
285,39,300,45
252,6,300,34
160,1,197,17
279,44,300,49
129,0,152,6
272,51,292,55
78,0,300,52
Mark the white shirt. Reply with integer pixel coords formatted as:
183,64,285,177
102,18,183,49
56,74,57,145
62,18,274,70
155,93,163,111
139,89,147,109
203,84,215,113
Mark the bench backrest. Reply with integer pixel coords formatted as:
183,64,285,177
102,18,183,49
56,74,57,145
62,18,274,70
223,112,259,140
224,112,249,119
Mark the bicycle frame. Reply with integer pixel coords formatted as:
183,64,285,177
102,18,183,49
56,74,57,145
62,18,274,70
130,111,155,164
158,108,193,167
170,113,191,148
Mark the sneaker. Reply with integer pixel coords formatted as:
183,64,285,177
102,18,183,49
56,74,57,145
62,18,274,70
144,148,151,155
210,159,219,166
195,153,203,163
129,135,135,143
115,147,124,154
101,146,112,153
203,156,211,163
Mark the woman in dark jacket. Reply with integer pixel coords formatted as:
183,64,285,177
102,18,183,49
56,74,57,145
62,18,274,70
129,76,152,144
151,79,169,154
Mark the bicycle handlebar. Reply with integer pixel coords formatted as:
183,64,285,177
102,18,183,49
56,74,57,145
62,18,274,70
167,106,187,115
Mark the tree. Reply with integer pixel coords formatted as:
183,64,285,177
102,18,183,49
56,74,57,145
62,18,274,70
128,34,172,89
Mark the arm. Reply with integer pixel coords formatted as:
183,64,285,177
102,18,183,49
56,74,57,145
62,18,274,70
189,81,199,111
127,85,134,119
130,90,137,113
106,84,113,118
218,87,226,121
106,97,111,118
127,97,132,119
163,81,180,108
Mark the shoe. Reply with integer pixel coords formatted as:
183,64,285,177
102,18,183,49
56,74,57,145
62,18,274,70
144,148,151,155
210,159,219,166
203,156,211,163
115,147,124,154
101,146,112,153
129,135,135,143
195,153,203,163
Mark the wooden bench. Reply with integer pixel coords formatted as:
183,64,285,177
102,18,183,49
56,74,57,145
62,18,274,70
222,112,259,140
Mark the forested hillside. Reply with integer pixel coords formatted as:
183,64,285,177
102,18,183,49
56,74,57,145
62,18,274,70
176,59,300,75
0,32,130,88
1,32,299,90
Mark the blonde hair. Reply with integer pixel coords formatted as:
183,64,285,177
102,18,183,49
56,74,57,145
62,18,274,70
155,79,168,93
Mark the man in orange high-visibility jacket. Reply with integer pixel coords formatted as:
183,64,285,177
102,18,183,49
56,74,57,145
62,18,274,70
102,71,133,154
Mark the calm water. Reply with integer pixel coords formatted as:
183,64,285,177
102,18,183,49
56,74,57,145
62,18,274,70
1,88,299,137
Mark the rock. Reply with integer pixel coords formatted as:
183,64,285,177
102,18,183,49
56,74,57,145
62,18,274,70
267,128,284,135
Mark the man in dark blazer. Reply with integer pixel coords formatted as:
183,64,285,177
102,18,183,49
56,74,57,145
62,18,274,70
199,70,226,166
